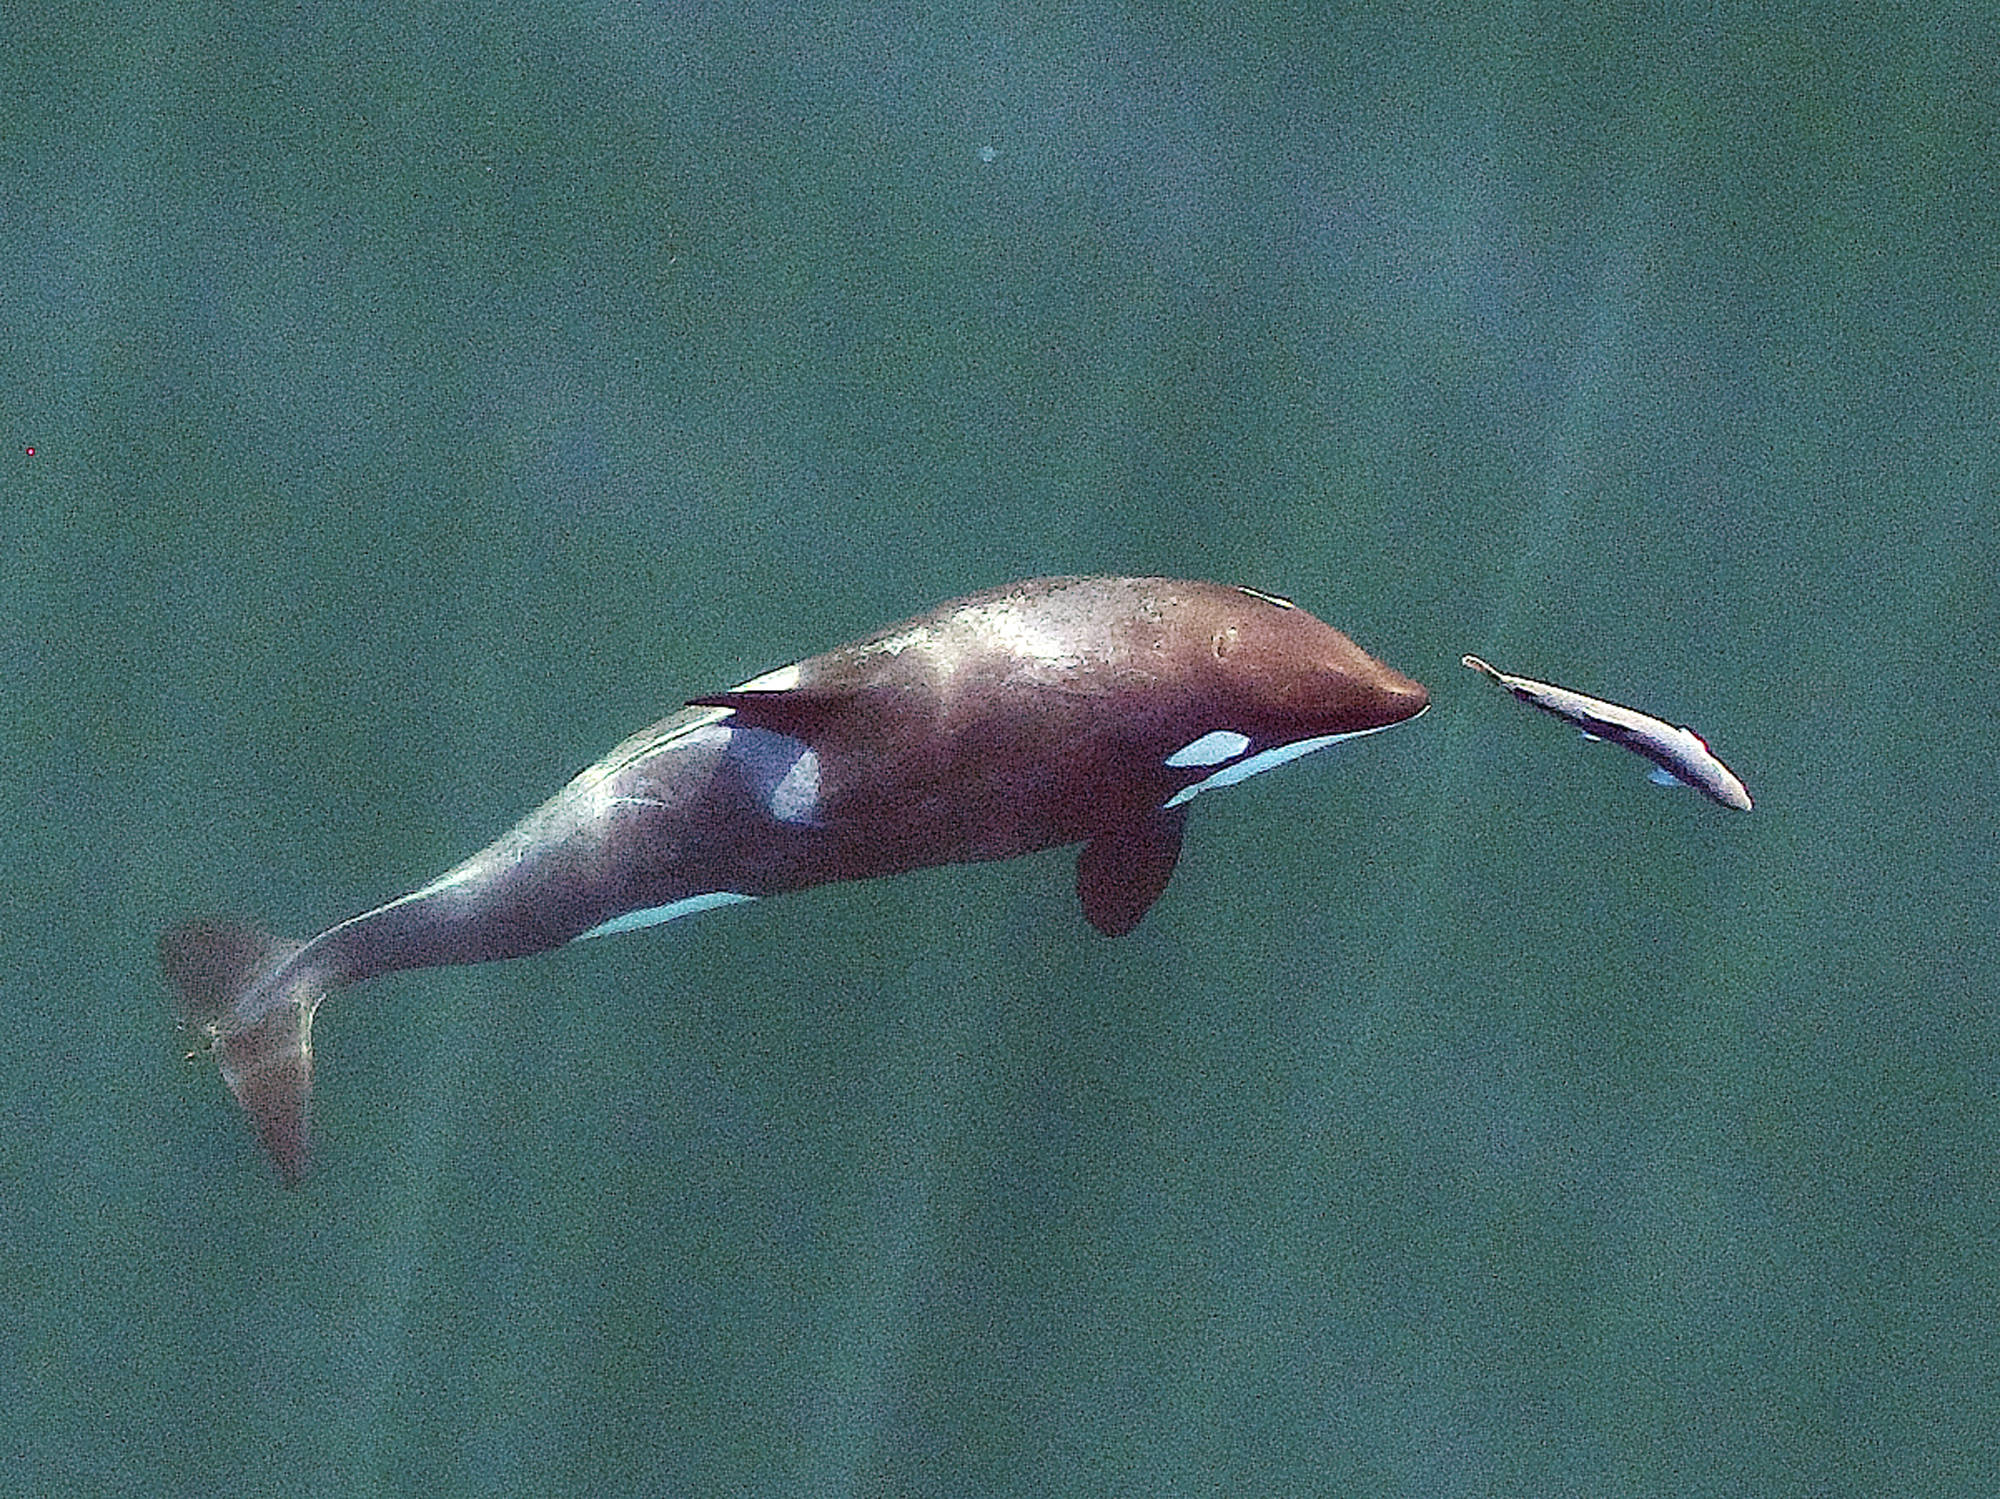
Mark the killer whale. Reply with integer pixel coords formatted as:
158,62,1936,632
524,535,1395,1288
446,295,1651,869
163,576,1428,1181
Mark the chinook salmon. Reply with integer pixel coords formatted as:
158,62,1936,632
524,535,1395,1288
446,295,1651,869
1461,654,1751,812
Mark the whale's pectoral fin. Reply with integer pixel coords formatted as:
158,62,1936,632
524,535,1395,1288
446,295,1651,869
161,920,319,1185
1076,809,1187,937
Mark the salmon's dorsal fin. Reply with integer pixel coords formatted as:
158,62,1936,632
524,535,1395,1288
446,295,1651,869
1075,809,1187,937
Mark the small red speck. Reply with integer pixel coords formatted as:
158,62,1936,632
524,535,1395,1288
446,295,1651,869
23,447,34,457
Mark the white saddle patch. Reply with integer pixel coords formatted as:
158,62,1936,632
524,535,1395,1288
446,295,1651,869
722,726,823,826
733,662,801,693
768,747,821,824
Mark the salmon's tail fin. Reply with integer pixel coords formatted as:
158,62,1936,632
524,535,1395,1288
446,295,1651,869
161,919,319,1185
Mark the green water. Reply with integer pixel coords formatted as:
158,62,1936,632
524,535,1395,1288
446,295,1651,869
4,4,1994,1495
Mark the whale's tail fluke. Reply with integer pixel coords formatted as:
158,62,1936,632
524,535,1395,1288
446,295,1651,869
161,919,319,1185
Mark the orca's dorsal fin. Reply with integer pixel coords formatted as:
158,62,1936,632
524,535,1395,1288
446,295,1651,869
1076,810,1187,937
685,687,862,740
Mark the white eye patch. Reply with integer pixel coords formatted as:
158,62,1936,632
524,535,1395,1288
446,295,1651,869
1165,730,1252,768
1232,586,1296,609
1162,722,1404,809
